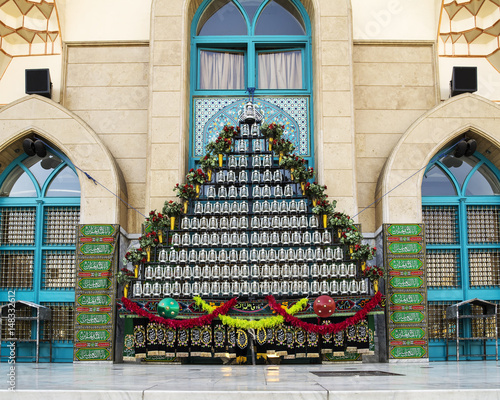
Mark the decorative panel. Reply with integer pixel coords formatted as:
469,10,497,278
384,224,428,360
193,96,310,157
74,224,118,362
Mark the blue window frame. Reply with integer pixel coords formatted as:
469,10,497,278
0,150,80,362
422,151,500,360
190,0,313,168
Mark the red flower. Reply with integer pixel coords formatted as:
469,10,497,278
141,258,146,263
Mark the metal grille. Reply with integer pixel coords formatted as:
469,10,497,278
469,249,500,287
0,251,34,288
471,304,497,338
428,302,455,339
467,206,500,244
426,249,460,287
0,207,36,245
43,207,79,245
0,303,32,340
423,206,459,244
41,302,74,342
42,250,75,289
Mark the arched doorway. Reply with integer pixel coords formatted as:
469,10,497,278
0,145,80,362
422,150,500,360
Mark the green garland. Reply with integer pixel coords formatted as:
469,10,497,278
193,296,308,330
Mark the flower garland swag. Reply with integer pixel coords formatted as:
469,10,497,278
195,296,309,330
121,296,237,329
266,292,382,334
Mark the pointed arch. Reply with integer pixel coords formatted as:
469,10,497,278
376,93,500,225
0,95,127,225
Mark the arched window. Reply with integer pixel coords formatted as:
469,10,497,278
0,149,80,362
193,0,309,92
190,0,313,167
422,151,500,360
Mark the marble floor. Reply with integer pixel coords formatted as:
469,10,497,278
1,361,500,400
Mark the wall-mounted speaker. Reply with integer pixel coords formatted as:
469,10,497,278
450,66,477,97
25,69,52,98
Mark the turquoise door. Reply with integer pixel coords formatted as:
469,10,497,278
422,152,500,360
0,150,80,362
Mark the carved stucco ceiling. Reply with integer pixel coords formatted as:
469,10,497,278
0,0,60,79
440,0,500,70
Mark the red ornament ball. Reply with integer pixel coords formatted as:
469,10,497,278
313,295,335,318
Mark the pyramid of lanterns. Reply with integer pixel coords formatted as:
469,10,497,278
120,98,383,362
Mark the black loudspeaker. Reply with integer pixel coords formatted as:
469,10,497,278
450,66,477,97
25,69,52,98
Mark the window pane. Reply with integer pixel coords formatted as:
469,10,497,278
0,165,37,197
258,50,302,89
465,164,500,195
441,155,476,189
198,0,247,35
239,0,261,22
422,165,457,196
22,153,62,190
45,166,81,197
199,50,245,90
255,0,305,35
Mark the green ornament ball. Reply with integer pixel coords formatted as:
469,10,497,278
157,297,179,319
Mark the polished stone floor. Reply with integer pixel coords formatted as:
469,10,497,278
1,361,500,400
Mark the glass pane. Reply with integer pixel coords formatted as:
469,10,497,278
199,50,245,90
258,50,302,89
239,0,261,22
441,155,477,189
0,165,37,197
465,164,500,195
45,167,81,197
422,165,457,196
255,0,305,35
198,0,247,35
22,153,62,190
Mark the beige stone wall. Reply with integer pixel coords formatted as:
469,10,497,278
316,0,358,219
0,96,125,225
63,43,149,233
378,94,500,226
147,0,188,216
353,42,439,232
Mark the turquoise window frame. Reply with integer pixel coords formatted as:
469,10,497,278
423,152,500,302
189,0,313,168
0,152,80,362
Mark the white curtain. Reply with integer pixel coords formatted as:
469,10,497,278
200,50,244,90
258,50,302,89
